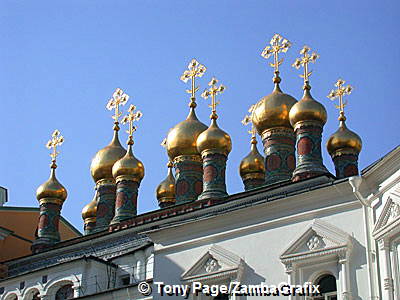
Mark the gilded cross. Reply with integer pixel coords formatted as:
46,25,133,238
201,77,226,119
106,88,129,125
121,104,142,145
292,46,319,88
180,59,207,106
241,104,257,138
46,129,64,167
327,78,353,120
261,33,291,75
161,138,167,149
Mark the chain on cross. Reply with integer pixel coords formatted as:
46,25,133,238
241,104,257,140
292,46,319,88
201,77,226,119
121,104,142,145
106,88,129,125
261,33,291,78
180,59,207,106
46,129,64,167
327,78,353,121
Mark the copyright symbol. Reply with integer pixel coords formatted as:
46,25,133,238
138,281,152,296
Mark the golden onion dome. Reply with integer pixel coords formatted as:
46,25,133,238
197,119,232,155
327,120,362,155
36,168,67,202
112,144,145,182
90,130,126,183
289,89,327,126
156,162,176,206
82,195,97,223
166,108,207,160
252,83,297,135
239,139,265,178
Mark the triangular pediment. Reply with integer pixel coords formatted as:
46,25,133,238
280,219,351,262
373,191,400,239
181,245,244,283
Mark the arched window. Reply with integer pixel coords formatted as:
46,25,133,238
4,294,18,300
32,291,40,300
312,274,337,300
55,284,74,300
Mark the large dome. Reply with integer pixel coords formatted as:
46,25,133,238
156,162,176,205
289,89,327,126
166,108,207,160
82,195,97,222
239,141,265,178
327,121,362,155
252,85,297,135
36,169,67,202
90,131,126,183
112,145,145,182
197,119,232,156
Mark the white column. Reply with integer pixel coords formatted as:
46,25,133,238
134,251,146,281
378,239,394,300
285,263,295,300
339,254,351,300
72,284,80,298
145,247,154,280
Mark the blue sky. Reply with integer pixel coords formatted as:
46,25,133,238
0,1,399,232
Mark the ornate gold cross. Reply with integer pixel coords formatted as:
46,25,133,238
201,77,226,119
161,138,167,149
327,78,353,120
180,59,207,107
292,46,319,88
46,129,64,167
261,33,291,76
106,88,129,125
121,104,142,145
241,104,257,139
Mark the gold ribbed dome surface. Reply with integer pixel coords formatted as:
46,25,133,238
327,121,362,155
166,109,207,160
82,196,97,221
90,131,126,182
112,145,144,181
156,163,176,202
197,119,232,155
239,141,265,177
36,169,67,202
252,85,297,134
289,89,327,126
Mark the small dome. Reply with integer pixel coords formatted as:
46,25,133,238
112,145,145,182
90,131,126,183
239,140,265,178
156,162,176,206
289,89,327,126
82,195,97,223
327,120,362,155
197,119,232,156
36,168,67,202
252,84,297,135
166,108,207,160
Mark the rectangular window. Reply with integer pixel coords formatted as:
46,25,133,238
0,287,4,294
42,275,48,284
120,275,130,286
20,281,25,289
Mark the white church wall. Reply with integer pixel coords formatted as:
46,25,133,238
150,182,369,299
